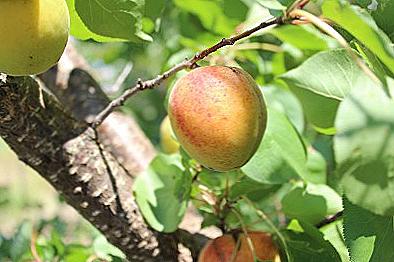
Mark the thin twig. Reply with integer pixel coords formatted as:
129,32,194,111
231,208,257,262
241,196,291,262
30,228,42,262
230,235,242,262
316,211,343,228
91,16,284,128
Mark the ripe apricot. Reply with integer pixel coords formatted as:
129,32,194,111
198,232,280,262
168,66,267,171
0,0,70,76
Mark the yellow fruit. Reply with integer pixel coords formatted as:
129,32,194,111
0,0,70,76
198,232,280,262
168,66,267,171
160,115,180,154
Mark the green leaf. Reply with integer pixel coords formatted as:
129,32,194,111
173,0,246,36
255,0,286,10
372,0,394,41
50,230,65,256
280,49,377,100
74,0,151,42
277,0,296,7
322,0,394,74
263,85,304,133
304,147,327,184
9,222,32,261
225,200,275,233
66,0,125,42
354,41,394,84
334,83,394,216
0,237,11,260
241,109,306,184
145,0,165,20
36,244,56,261
64,245,92,262
280,48,377,131
133,154,191,232
343,197,394,262
271,24,338,51
313,134,336,175
93,235,125,260
197,169,240,193
284,219,342,261
201,213,220,228
223,0,249,21
229,176,281,201
320,220,351,262
282,183,342,224
291,85,340,132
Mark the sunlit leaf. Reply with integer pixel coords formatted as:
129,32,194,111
335,83,394,216
343,197,394,262
133,154,191,232
74,0,151,42
320,220,350,262
280,48,377,131
283,219,342,261
282,183,342,224
322,0,394,74
242,109,306,184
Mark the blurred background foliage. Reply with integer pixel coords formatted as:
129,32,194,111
1,0,392,261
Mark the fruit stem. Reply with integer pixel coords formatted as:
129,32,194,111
231,208,258,261
241,195,291,262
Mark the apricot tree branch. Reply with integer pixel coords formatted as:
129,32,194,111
0,75,208,261
38,43,156,174
316,211,344,228
91,16,284,128
37,45,214,260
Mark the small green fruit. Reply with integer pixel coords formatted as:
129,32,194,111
160,115,180,154
0,0,70,76
168,66,267,171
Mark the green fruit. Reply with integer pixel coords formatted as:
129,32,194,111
0,0,70,76
160,115,180,154
168,66,267,172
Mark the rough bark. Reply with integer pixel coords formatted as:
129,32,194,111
0,76,207,261
38,42,156,174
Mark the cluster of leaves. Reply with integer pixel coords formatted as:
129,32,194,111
54,0,394,261
0,218,124,262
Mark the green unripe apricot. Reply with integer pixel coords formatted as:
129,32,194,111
160,115,180,154
0,0,70,76
168,66,267,172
